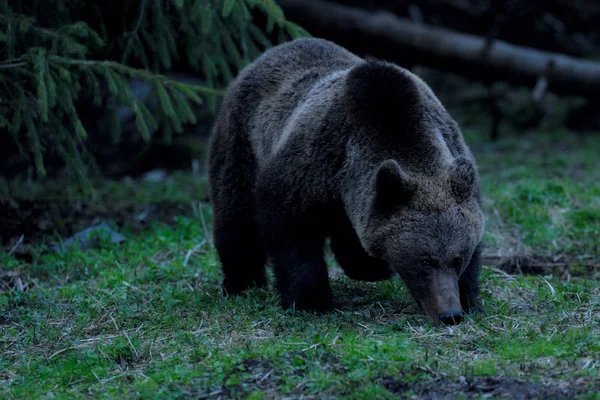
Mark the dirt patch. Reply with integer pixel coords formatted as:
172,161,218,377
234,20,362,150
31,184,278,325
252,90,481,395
378,376,411,393
379,376,583,399
206,367,594,399
1,198,195,255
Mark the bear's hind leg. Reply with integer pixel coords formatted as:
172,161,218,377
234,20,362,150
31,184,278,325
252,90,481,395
330,214,393,282
213,211,267,295
208,120,266,296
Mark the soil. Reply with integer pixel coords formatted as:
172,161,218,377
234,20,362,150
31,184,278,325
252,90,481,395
210,358,596,399
378,375,587,399
0,197,195,257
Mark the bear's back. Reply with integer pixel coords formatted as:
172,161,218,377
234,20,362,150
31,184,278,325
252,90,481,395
236,38,360,100
219,39,361,161
216,38,475,187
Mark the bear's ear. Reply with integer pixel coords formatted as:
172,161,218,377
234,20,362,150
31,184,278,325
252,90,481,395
373,159,417,211
448,157,476,203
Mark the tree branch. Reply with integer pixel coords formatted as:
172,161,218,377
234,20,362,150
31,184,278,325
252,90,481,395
0,61,28,69
121,0,148,65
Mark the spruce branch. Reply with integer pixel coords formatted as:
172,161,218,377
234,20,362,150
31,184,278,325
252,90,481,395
1,0,308,184
54,57,225,96
0,14,96,57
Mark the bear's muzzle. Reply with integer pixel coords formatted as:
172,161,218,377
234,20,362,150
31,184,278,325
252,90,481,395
420,269,463,325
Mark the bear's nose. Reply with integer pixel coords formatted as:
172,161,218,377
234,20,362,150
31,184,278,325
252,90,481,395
439,310,463,325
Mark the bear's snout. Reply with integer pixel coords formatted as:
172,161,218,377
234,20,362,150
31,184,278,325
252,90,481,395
419,269,463,325
439,309,463,325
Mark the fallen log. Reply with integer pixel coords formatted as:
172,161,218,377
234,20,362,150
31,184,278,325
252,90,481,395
332,0,600,57
279,0,600,100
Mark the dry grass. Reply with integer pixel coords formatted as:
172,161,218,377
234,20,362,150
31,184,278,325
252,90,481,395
1,130,600,398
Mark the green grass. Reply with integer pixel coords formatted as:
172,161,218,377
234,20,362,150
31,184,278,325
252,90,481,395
1,130,600,398
473,129,600,259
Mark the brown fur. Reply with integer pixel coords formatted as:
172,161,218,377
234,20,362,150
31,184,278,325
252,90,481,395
207,38,485,323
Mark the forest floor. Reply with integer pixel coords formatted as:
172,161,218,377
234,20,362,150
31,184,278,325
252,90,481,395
1,130,599,399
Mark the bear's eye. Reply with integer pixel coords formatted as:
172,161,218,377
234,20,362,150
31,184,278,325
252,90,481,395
420,259,432,268
452,257,463,268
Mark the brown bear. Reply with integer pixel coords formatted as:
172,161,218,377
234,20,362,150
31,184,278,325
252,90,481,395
207,38,485,325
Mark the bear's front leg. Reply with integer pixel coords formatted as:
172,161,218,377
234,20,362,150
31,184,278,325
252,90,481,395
459,243,483,314
330,213,393,282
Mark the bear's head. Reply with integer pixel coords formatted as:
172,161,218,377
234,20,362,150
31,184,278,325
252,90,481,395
362,157,485,325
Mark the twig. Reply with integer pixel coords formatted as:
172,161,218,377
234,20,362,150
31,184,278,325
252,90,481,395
91,369,102,383
198,202,213,248
533,60,556,102
184,239,207,266
301,343,322,352
121,0,148,64
540,275,556,296
258,369,274,382
8,234,24,256
488,266,514,279
0,61,28,69
295,379,315,389
7,17,12,60
49,343,93,359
